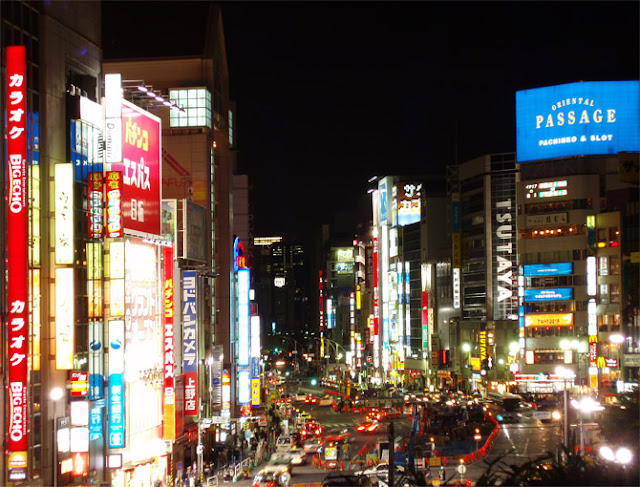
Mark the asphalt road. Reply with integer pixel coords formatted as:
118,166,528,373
229,386,563,486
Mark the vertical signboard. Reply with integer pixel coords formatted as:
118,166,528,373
109,100,161,237
491,174,517,320
237,268,250,366
88,172,104,238
88,320,104,400
55,163,74,264
56,267,75,370
105,171,123,238
6,46,29,479
108,319,125,448
163,246,176,440
183,270,198,416
104,73,122,164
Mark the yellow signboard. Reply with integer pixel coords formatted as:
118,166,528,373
525,313,573,327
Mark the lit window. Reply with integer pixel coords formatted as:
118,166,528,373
169,88,212,129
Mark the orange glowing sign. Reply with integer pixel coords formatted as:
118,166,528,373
524,313,573,327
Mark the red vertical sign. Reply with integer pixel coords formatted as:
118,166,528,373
7,45,29,462
88,172,104,238
162,246,176,440
372,237,379,336
105,171,122,238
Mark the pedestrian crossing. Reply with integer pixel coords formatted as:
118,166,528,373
291,483,322,487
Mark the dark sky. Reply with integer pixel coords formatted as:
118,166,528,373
103,1,640,240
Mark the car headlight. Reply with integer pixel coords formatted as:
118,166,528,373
551,410,561,420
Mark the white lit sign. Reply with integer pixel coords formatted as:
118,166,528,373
238,369,250,405
238,269,250,367
274,277,285,288
70,401,89,427
251,316,261,358
588,298,597,335
56,268,75,370
453,268,461,309
104,73,122,164
70,427,89,453
586,256,597,296
55,164,74,264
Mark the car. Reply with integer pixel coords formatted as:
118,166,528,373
354,462,404,481
322,473,372,486
303,437,324,454
305,395,318,404
294,392,307,402
356,420,380,433
318,395,336,407
276,435,296,452
252,465,291,487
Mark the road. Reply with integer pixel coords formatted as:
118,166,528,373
230,386,563,486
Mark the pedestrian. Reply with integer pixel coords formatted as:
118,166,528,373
440,465,446,482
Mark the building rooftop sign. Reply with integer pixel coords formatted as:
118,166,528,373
516,80,640,163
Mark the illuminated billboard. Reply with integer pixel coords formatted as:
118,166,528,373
109,100,161,236
524,288,573,301
183,270,198,415
162,246,176,440
524,313,574,327
238,269,251,367
516,80,640,162
523,262,573,277
108,320,125,448
6,46,29,470
397,182,422,226
55,163,75,264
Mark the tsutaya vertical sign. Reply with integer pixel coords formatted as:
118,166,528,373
162,246,176,440
492,174,518,320
182,270,198,415
6,45,29,481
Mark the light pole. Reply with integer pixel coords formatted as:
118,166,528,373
50,387,64,487
571,396,603,455
555,366,575,447
462,343,471,393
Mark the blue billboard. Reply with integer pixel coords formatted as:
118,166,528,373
516,81,640,162
524,288,573,302
523,262,573,277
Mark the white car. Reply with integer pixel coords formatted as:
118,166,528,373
276,436,296,452
318,395,335,407
355,463,404,482
253,465,291,487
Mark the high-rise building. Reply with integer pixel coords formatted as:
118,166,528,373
514,81,639,395
2,2,103,484
104,4,237,479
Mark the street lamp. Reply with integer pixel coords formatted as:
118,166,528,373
555,366,575,447
50,387,64,487
571,396,603,454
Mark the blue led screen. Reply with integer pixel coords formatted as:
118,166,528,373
523,262,573,277
524,288,573,302
516,81,640,162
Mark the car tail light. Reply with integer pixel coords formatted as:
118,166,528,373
267,482,275,487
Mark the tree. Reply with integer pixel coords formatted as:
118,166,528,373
475,448,639,486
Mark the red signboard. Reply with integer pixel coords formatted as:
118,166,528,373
6,45,29,456
162,246,176,440
71,372,89,397
88,172,104,238
372,237,379,336
110,100,161,236
105,171,122,238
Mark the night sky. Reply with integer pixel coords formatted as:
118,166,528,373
103,1,639,240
